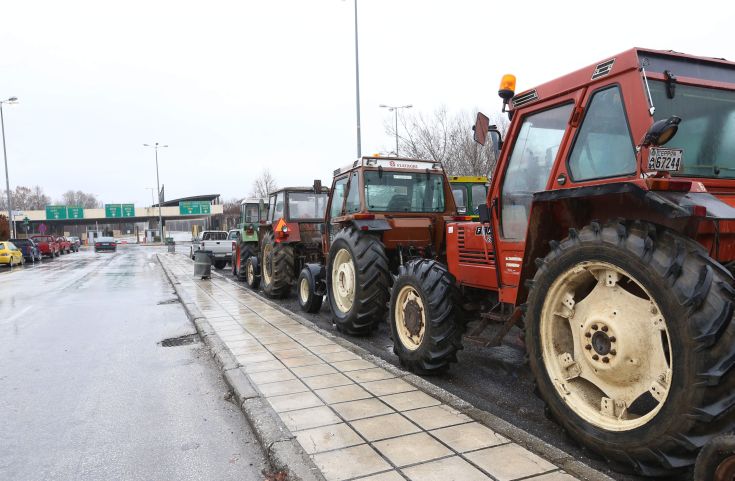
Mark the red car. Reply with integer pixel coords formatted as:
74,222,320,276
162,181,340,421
56,236,72,254
31,235,60,258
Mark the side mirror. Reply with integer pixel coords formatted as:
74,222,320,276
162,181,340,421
478,204,491,224
488,125,503,159
473,112,490,146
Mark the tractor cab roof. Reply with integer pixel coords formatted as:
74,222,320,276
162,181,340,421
240,198,264,205
271,186,330,195
510,47,735,112
333,156,444,177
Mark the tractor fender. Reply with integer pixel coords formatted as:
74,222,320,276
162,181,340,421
351,219,392,231
516,181,735,304
303,262,326,296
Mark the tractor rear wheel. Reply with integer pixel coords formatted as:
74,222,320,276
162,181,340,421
327,226,390,336
389,259,464,374
234,243,256,280
526,221,735,476
261,231,294,298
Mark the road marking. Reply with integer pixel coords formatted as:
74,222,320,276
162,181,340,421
3,305,33,324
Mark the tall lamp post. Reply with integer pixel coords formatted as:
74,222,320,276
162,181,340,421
1,96,18,239
353,0,362,158
379,104,412,156
143,143,167,241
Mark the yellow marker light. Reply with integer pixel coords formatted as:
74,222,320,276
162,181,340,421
498,74,516,100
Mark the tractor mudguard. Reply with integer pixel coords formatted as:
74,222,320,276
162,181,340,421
517,181,735,304
303,262,326,295
352,219,392,231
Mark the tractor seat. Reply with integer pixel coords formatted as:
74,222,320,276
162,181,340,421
386,194,411,212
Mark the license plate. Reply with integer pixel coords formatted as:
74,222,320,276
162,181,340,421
647,148,683,172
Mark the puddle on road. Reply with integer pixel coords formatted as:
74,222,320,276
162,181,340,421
159,333,199,347
157,298,180,305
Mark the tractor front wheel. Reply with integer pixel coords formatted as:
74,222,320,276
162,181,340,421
327,226,390,336
389,259,464,374
261,231,294,298
298,267,323,313
526,221,735,476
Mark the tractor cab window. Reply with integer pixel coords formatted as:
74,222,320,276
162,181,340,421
287,192,328,220
471,184,488,215
364,171,445,213
242,203,260,223
345,171,361,213
501,103,573,240
330,177,348,218
452,186,467,214
568,86,636,181
271,192,285,221
650,81,735,178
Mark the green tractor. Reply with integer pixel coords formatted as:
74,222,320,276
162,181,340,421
449,175,489,219
232,198,266,280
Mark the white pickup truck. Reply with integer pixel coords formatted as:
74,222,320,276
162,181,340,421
190,230,235,269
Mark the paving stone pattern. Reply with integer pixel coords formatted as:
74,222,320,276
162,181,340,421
161,255,580,481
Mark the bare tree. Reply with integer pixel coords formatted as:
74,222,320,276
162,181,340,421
59,190,101,208
222,197,242,229
0,185,51,211
0,214,8,240
385,107,509,178
251,169,278,199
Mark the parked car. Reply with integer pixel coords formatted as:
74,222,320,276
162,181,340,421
10,238,42,262
67,236,81,252
56,236,72,254
31,235,60,258
0,241,24,267
189,230,233,269
94,237,117,252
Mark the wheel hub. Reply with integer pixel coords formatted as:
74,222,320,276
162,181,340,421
332,249,355,313
715,455,735,481
583,322,618,363
403,299,423,336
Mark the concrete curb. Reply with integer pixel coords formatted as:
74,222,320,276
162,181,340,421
204,264,617,481
156,254,325,481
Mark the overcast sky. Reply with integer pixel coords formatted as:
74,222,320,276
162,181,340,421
1,0,732,207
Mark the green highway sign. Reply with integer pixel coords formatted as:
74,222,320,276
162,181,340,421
122,204,135,218
45,205,68,220
67,206,84,219
179,201,211,215
105,204,122,218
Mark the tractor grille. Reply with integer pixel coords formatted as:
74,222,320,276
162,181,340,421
457,227,495,265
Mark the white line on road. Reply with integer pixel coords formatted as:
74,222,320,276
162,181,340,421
2,305,33,324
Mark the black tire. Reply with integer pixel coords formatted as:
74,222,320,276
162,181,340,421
298,267,323,313
389,259,465,374
694,434,735,481
213,260,226,270
234,243,256,280
526,221,735,476
245,256,260,289
327,226,390,336
261,231,294,298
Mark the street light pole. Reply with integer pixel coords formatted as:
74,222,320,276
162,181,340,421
1,97,18,239
143,143,168,242
379,104,412,156
353,0,362,158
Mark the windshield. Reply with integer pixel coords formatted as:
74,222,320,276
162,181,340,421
364,171,446,213
287,192,328,220
243,203,260,223
471,184,488,214
650,81,735,178
451,186,466,213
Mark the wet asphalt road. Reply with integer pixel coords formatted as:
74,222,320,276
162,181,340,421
0,247,267,481
187,242,686,481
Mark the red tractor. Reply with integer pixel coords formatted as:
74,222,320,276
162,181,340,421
387,48,735,476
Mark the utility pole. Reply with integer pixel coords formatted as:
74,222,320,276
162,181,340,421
1,97,18,238
143,143,168,242
379,104,412,156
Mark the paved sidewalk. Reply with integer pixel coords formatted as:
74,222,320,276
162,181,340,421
159,253,590,481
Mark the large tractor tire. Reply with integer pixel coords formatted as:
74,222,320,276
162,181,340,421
389,259,465,374
261,231,294,298
327,226,390,336
525,221,735,476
